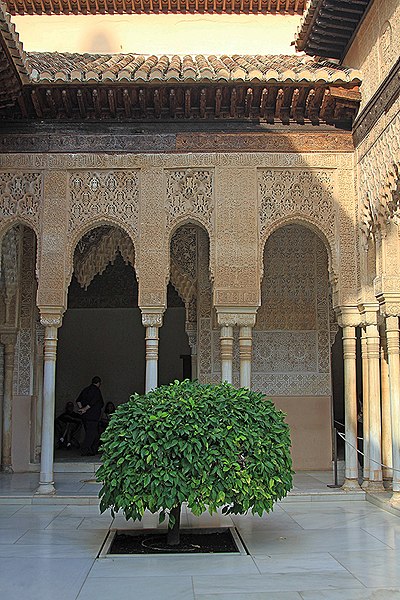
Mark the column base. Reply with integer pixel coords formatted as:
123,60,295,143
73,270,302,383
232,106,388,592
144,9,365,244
390,491,400,508
342,478,362,491
361,478,370,490
365,480,386,492
36,481,56,495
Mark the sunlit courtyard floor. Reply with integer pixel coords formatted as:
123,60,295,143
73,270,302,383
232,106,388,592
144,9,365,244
0,471,399,599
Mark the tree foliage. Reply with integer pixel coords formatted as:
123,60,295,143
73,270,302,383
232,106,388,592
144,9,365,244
97,380,292,534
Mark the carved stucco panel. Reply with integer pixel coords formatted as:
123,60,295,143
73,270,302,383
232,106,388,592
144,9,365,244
0,172,42,236
214,166,259,306
14,227,36,396
37,171,69,308
335,167,358,306
138,167,168,308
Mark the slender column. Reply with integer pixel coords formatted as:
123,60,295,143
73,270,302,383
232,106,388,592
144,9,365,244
238,313,256,388
36,311,63,495
342,325,361,488
360,329,370,486
142,310,164,393
380,328,392,481
1,333,17,473
34,323,45,463
220,325,234,384
385,315,400,506
365,323,384,489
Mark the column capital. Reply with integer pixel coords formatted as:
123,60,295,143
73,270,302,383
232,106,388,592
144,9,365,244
336,306,362,328
358,302,379,327
378,294,400,318
216,307,257,328
141,307,164,328
39,307,64,328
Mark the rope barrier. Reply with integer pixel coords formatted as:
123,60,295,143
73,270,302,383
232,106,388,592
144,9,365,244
336,430,400,474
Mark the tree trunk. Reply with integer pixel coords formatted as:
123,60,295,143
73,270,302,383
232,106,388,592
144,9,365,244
167,504,181,546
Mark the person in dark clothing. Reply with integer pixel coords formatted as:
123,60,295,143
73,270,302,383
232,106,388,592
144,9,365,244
76,376,104,456
55,402,82,449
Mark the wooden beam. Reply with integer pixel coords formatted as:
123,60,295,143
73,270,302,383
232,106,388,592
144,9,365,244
169,89,176,118
185,89,191,118
215,87,222,117
31,89,43,118
61,89,72,117
244,87,253,118
153,89,161,118
76,89,87,118
108,89,117,117
230,87,237,118
139,88,146,116
260,87,268,119
92,89,101,118
123,89,132,118
200,88,206,118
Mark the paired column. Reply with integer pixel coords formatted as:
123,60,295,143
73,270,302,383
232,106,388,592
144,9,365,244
36,310,63,495
385,315,400,506
217,310,257,387
0,332,17,473
141,309,164,393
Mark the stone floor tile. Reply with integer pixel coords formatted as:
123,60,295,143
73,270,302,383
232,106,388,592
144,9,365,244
0,558,93,600
193,571,363,595
253,552,346,574
331,548,400,587
90,554,259,577
299,590,400,599
76,576,195,600
196,593,302,600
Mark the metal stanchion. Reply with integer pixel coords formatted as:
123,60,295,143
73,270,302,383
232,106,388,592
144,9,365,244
327,427,341,488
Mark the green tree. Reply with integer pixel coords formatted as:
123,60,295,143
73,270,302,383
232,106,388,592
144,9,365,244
97,380,292,546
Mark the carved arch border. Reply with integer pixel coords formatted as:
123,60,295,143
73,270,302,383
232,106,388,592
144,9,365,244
0,218,41,283
64,216,137,292
259,214,338,296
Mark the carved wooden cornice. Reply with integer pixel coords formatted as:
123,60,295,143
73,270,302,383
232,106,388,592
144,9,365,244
295,0,373,60
6,0,305,15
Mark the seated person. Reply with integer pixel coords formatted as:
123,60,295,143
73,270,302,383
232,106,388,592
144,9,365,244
99,402,116,437
55,401,82,449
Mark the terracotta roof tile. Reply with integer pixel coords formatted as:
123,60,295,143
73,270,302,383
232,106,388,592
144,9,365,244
26,52,362,84
0,0,29,107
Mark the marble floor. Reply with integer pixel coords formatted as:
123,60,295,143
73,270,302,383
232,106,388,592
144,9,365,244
0,473,399,600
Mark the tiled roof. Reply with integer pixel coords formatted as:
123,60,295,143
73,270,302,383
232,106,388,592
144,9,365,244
6,0,306,15
0,0,28,107
27,52,362,84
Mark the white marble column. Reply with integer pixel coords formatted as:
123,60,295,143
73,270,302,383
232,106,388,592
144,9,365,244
361,329,370,487
220,325,234,384
385,315,400,506
365,322,384,490
380,328,392,481
341,324,361,489
36,311,63,495
142,310,164,393
238,313,256,388
1,332,17,473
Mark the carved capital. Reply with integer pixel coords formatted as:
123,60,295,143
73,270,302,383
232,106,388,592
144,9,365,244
336,306,362,328
358,301,379,327
39,307,64,328
141,309,164,328
216,308,257,328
